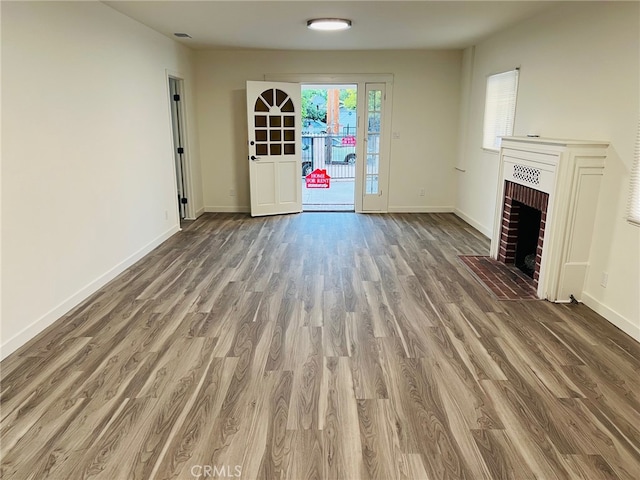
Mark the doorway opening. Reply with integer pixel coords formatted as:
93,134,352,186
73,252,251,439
168,76,190,220
301,84,356,211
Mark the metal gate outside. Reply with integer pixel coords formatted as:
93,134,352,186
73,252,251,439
302,133,356,179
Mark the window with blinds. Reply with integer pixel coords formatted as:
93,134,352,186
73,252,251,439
627,117,640,226
483,69,519,151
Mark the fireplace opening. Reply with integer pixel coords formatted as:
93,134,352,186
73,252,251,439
514,201,542,278
498,180,549,287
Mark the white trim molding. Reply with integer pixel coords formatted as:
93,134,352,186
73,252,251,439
204,206,251,213
388,206,454,214
1,226,181,360
453,209,492,238
582,292,640,342
264,73,394,84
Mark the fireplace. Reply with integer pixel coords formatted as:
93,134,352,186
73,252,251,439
514,203,541,278
498,181,549,284
491,137,608,302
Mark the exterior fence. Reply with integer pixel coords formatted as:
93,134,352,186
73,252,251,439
302,133,356,179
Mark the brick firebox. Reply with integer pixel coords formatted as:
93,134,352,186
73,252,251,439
498,181,549,285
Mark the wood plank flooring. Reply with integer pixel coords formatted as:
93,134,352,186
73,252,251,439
2,212,639,479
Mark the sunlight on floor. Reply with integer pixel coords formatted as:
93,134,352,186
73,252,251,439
302,179,354,211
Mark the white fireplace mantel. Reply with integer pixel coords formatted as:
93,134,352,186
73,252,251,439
491,137,609,302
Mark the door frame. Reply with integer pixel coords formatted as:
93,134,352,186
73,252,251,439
265,73,394,213
166,70,195,220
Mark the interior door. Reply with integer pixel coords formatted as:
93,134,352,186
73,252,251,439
169,77,187,219
362,83,390,211
246,81,302,217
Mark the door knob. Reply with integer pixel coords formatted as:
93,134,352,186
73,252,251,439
250,155,261,161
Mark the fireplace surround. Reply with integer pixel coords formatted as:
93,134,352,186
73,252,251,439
491,137,609,302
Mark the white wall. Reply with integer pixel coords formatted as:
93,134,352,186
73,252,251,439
194,49,462,212
1,1,202,358
456,2,640,339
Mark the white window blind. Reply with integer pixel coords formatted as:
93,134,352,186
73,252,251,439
483,69,519,151
627,116,640,226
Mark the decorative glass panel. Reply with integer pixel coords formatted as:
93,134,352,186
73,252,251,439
275,89,287,107
256,130,267,142
367,134,380,153
281,99,294,113
368,90,381,111
367,154,379,174
262,89,274,107
255,98,269,112
368,113,381,133
365,88,382,195
269,116,281,127
252,88,296,159
366,175,379,195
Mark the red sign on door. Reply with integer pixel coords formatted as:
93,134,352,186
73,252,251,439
305,169,331,188
341,135,356,146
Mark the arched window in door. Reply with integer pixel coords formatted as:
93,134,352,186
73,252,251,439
253,89,296,157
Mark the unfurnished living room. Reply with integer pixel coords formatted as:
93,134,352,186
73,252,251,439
1,1,639,479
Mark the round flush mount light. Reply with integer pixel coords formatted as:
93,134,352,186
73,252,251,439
306,18,352,31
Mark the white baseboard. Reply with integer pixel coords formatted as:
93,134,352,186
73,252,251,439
581,292,640,342
454,208,492,238
204,206,250,213
387,206,454,213
194,207,205,218
208,205,456,215
0,225,181,360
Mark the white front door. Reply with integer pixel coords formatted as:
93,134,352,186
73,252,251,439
362,83,390,212
246,81,302,217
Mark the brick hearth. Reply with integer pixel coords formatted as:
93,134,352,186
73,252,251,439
459,255,538,300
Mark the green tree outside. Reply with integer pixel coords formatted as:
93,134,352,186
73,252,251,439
301,89,327,122
340,89,357,110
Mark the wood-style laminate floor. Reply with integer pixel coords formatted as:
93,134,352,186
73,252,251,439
1,213,639,480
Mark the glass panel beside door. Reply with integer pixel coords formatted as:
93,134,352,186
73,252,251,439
366,90,382,195
362,84,386,210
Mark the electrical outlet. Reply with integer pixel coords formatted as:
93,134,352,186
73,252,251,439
229,188,236,197
393,132,400,139
419,188,425,196
601,272,608,288
164,210,169,220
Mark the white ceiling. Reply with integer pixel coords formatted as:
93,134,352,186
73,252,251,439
103,0,563,51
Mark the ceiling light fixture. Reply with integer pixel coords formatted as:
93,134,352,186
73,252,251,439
306,18,352,31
